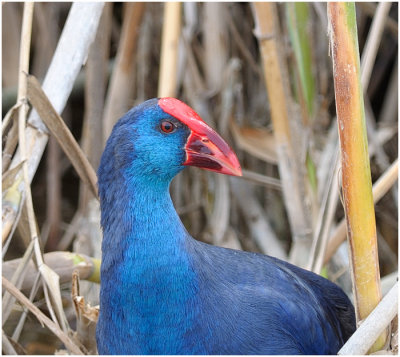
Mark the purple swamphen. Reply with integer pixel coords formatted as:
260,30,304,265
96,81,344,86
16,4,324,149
96,98,356,354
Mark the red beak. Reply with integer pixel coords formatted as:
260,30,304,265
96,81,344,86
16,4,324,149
159,98,242,177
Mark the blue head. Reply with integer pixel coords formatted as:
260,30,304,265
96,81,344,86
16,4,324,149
99,99,188,185
98,98,241,192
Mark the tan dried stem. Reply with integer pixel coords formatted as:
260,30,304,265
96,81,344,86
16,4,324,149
158,2,182,97
251,2,313,267
103,2,145,141
360,2,392,90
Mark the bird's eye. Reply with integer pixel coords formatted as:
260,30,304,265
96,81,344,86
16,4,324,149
160,120,175,133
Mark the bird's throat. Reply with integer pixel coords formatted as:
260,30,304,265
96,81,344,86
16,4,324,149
100,174,191,275
98,174,199,353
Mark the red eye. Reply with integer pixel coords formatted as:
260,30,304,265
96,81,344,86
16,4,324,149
160,120,175,133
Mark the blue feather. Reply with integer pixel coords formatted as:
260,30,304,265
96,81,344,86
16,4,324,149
96,99,355,354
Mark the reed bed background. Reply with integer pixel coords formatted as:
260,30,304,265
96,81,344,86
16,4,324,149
2,2,398,354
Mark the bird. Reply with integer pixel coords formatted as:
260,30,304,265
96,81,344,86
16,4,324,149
96,97,356,355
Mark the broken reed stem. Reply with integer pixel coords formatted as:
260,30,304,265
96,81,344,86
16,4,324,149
327,3,386,351
158,2,182,97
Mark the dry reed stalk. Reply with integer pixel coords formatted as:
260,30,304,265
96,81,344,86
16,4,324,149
10,271,41,343
33,4,62,252
251,2,312,267
26,75,98,198
76,2,112,256
285,2,315,119
102,2,145,141
324,159,399,264
231,179,287,260
82,3,112,172
226,14,262,77
4,1,34,251
31,3,59,78
2,240,34,324
328,2,387,350
2,276,84,355
380,59,398,124
2,330,18,355
45,135,61,251
203,3,228,93
358,3,398,37
3,3,105,240
5,1,70,340
23,72,98,335
360,2,392,90
307,151,340,273
72,271,99,354
339,282,398,355
159,2,183,230
2,251,100,291
241,169,282,190
359,2,396,203
16,0,36,273
158,2,181,97
203,5,231,246
74,3,112,312
57,209,82,251
2,3,21,87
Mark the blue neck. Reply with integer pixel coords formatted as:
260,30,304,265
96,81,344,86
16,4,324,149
100,172,187,260
98,170,200,354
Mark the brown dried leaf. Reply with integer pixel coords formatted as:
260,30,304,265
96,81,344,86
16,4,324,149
26,74,98,198
230,121,277,164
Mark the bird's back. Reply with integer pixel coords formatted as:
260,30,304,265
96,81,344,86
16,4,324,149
184,238,356,354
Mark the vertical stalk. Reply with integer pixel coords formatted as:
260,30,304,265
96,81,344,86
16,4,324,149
4,3,105,241
158,2,181,97
285,2,319,224
285,2,315,118
327,3,386,352
252,2,313,267
102,2,145,141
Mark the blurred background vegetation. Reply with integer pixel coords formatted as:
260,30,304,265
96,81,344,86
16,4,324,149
2,2,398,354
